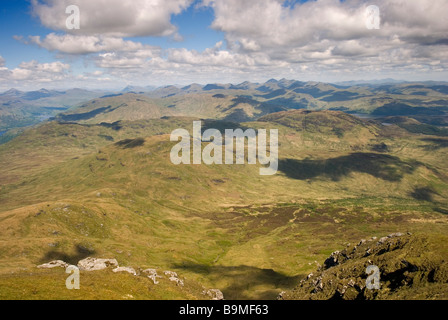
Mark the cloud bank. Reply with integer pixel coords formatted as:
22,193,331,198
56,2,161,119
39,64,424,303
2,0,447,89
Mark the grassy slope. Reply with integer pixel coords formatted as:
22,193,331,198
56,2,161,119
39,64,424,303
0,111,447,299
0,268,209,300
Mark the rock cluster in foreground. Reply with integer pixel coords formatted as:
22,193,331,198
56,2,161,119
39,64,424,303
37,257,224,300
280,233,448,300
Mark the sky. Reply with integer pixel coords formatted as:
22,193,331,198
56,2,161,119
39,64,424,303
0,0,447,91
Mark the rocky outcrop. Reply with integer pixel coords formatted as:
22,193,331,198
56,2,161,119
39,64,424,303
203,289,224,300
281,233,448,300
37,260,69,269
165,271,184,287
113,267,137,275
77,257,119,271
142,268,162,284
164,270,178,277
37,258,222,299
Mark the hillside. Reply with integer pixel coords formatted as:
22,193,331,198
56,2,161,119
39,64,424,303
48,80,448,126
0,109,447,299
281,233,448,300
0,88,105,140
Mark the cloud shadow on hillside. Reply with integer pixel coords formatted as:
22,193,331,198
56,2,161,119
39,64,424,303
409,186,439,202
114,138,145,149
39,244,95,265
171,262,303,300
419,138,448,151
278,153,420,182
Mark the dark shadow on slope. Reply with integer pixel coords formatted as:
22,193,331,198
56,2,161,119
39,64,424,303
58,106,114,122
420,138,448,150
98,121,122,131
293,87,334,98
40,244,95,265
372,103,446,116
278,153,420,182
171,262,304,300
222,97,260,112
409,186,439,202
223,109,254,122
255,89,287,99
320,91,361,102
263,98,307,110
114,138,145,149
398,123,448,136
203,84,226,91
434,207,448,215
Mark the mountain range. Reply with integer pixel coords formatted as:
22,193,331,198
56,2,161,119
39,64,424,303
0,79,447,300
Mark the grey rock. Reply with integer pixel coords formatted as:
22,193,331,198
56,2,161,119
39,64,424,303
142,268,162,284
113,267,137,275
148,274,162,285
204,289,224,300
388,232,404,238
37,260,69,269
164,270,178,277
169,276,184,287
377,236,389,244
142,268,158,276
356,239,367,247
323,251,340,268
77,257,118,271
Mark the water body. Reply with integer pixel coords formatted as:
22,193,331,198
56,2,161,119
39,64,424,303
0,130,7,137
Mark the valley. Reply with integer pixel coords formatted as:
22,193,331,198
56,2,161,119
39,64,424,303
0,80,447,300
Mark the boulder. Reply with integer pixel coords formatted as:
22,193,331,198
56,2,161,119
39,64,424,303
113,267,137,275
323,251,348,269
142,268,162,284
164,270,178,277
148,274,162,285
169,276,184,287
204,289,224,300
77,257,118,271
37,260,69,269
142,268,158,276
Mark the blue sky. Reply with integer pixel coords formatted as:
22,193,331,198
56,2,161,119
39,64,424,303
0,1,51,67
0,1,221,61
0,0,447,90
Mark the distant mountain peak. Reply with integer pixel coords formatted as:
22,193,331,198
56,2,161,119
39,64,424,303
2,88,23,95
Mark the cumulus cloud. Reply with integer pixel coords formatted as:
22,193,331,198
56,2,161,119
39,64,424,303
199,0,448,68
29,33,161,55
31,0,191,37
5,0,447,88
204,0,448,49
0,59,70,84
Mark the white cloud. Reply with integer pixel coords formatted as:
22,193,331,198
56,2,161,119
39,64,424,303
200,0,448,67
31,0,192,37
204,0,448,51
29,33,161,55
4,0,448,89
0,59,70,83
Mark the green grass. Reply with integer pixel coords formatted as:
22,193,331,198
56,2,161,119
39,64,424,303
0,111,447,299
0,268,209,300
